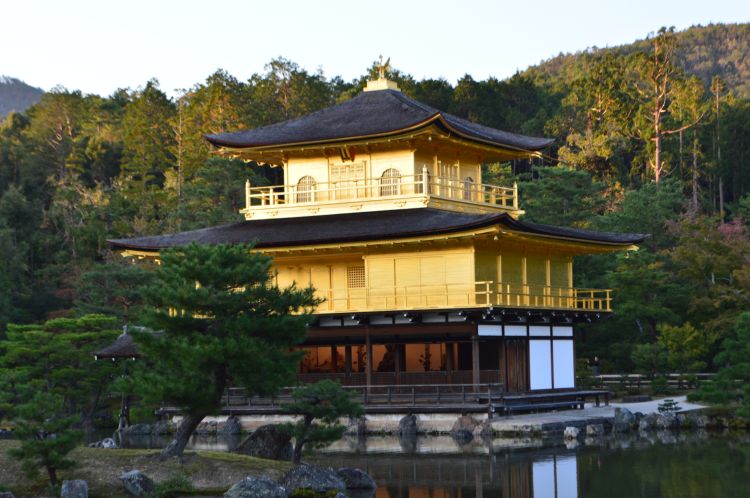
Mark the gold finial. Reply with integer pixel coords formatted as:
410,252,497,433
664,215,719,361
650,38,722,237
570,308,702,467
377,55,391,80
364,56,399,92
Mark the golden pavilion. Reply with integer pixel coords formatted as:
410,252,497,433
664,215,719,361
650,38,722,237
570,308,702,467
108,68,645,398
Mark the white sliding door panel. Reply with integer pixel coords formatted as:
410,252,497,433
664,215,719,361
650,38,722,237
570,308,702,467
529,340,552,390
553,340,575,388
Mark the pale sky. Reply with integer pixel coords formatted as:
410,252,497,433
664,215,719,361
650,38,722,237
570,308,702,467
2,0,748,97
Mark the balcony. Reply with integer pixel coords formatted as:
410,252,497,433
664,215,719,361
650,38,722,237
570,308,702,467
242,170,519,219
314,282,612,314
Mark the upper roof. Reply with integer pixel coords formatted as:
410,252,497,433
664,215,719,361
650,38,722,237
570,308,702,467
205,89,554,152
108,208,647,252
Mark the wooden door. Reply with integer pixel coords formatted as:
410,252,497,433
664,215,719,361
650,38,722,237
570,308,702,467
505,339,529,392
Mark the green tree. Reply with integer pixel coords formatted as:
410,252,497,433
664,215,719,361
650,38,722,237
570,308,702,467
518,166,607,227
631,342,668,378
131,243,320,459
244,58,334,127
74,258,156,322
690,312,750,416
0,315,121,427
669,216,750,338
120,80,176,189
281,380,363,464
174,70,245,186
557,53,634,181
6,392,81,487
0,315,120,486
657,322,716,373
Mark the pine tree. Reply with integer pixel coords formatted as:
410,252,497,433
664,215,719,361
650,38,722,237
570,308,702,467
280,380,363,464
131,243,320,459
0,315,120,486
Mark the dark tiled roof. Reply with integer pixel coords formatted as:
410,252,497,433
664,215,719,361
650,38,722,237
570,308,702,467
205,90,554,152
94,333,139,359
108,208,647,251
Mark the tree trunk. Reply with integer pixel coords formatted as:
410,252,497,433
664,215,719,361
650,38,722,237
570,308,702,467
292,440,303,464
159,412,205,460
47,465,58,487
654,132,662,183
691,135,699,214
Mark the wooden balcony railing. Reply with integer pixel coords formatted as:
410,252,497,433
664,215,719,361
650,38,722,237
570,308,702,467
315,282,612,314
244,170,517,211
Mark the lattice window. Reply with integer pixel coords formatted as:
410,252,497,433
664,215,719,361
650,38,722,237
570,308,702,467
347,265,366,288
330,162,365,182
330,162,365,199
379,168,401,196
296,175,316,203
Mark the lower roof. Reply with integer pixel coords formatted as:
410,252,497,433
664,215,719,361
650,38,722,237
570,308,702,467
108,208,647,252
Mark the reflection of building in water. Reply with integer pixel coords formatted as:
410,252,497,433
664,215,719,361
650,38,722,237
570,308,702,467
314,451,578,498
533,455,578,498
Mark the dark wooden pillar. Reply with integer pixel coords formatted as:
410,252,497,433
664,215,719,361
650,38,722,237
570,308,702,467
446,342,454,383
395,344,402,384
331,345,338,372
344,344,352,385
472,336,480,388
345,345,352,375
365,327,373,389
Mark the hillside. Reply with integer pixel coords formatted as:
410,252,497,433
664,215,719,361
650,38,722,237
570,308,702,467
523,23,750,98
0,76,43,116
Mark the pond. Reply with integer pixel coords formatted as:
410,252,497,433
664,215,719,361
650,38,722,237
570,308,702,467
112,431,750,498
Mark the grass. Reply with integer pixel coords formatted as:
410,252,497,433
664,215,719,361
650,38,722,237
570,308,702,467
0,440,291,498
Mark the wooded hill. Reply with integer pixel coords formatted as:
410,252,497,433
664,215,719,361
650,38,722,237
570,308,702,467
0,77,43,117
0,23,748,375
525,23,750,98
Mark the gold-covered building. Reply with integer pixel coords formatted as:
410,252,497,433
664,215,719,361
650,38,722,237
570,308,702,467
110,73,645,394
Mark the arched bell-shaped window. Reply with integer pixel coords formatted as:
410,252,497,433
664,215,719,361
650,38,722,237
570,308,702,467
463,176,474,201
379,168,401,196
296,175,317,203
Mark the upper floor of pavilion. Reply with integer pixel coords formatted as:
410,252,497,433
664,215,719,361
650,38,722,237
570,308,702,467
205,73,553,220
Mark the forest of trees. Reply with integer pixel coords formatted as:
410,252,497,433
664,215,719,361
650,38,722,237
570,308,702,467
0,24,749,375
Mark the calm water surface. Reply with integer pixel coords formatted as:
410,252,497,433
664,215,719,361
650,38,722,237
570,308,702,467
113,432,750,498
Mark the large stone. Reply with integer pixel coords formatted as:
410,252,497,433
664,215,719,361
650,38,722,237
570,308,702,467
450,415,477,444
223,476,288,498
120,470,155,497
222,416,242,436
656,413,678,430
398,432,417,454
398,414,418,437
586,424,605,437
61,480,88,498
337,468,376,489
237,424,293,461
614,407,636,426
152,421,171,435
195,420,219,435
121,424,153,436
638,414,657,432
281,465,346,495
686,412,708,428
88,437,118,449
563,426,580,440
0,492,15,498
